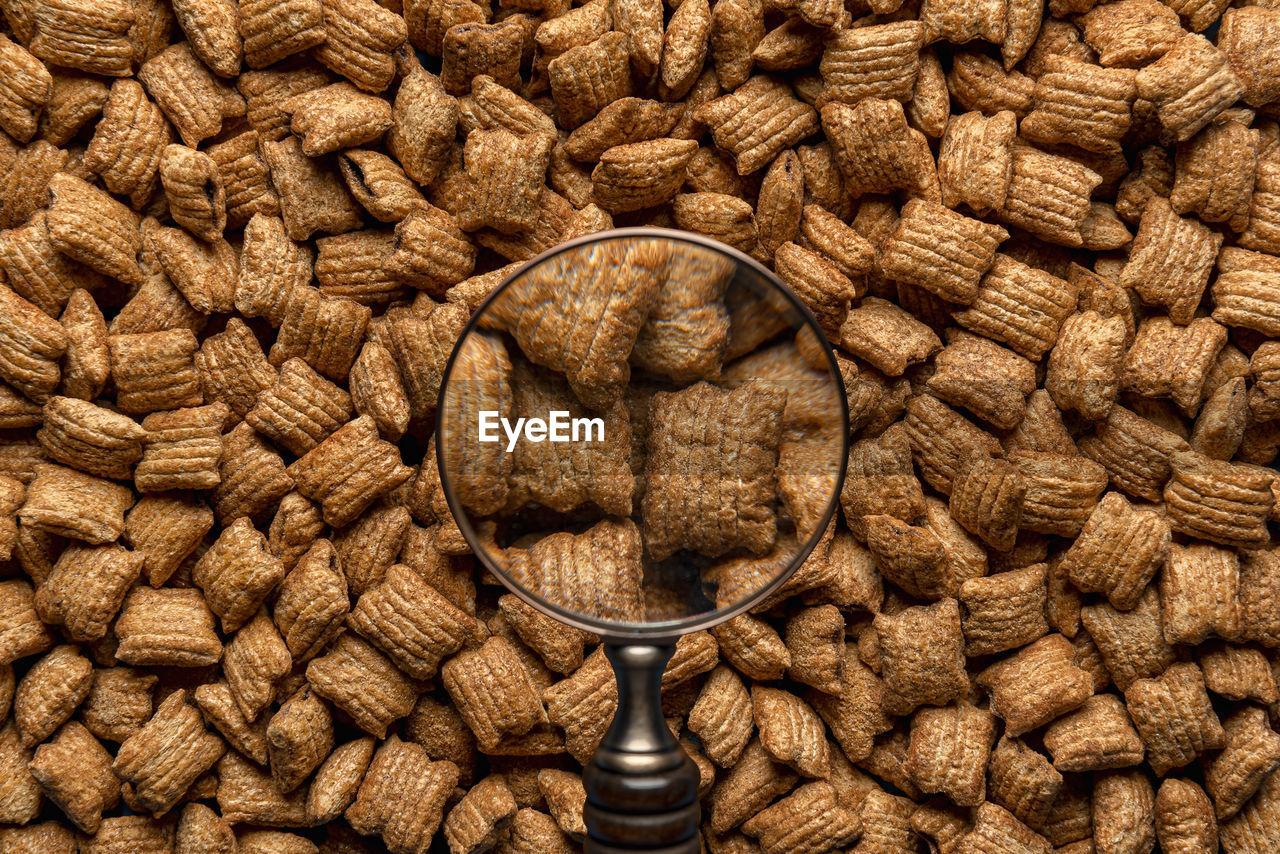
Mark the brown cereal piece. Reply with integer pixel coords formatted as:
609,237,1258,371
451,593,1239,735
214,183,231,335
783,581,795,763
752,21,824,75
176,802,236,854
0,723,41,825
1250,342,1280,422
386,205,475,299
1078,0,1181,68
114,587,222,667
659,0,710,100
1094,772,1159,854
977,634,1093,736
1154,778,1218,854
38,72,109,149
948,452,1026,552
672,192,757,253
1046,311,1126,421
334,506,411,598
443,775,517,854
1163,452,1273,548
796,143,850,220
337,153,423,226
441,20,523,97
194,680,271,765
910,799,970,854
28,0,133,75
813,655,892,768
629,243,732,383
349,341,410,441
80,815,175,854
387,66,458,187
1171,120,1257,231
0,580,54,665
986,736,1063,830
958,565,1049,657
589,136,696,213
917,0,1005,42
643,380,784,560
207,131,280,228
1218,770,1280,853
44,172,141,287
246,359,352,457
239,0,324,67
216,750,307,826
134,411,224,498
238,831,320,854
1212,270,1280,341
1135,33,1242,142
902,394,1003,495
80,666,156,744
774,242,860,339
460,75,555,140
268,492,326,573
0,211,100,322
937,110,1016,216
287,416,412,527
710,613,790,683
537,770,585,840
158,145,225,243
708,0,762,92
138,44,243,150
34,542,140,645
0,38,49,147
237,67,331,142
849,789,916,854
283,85,390,159
346,738,458,854
211,422,293,523
404,693,478,785
957,802,1051,854
947,52,1035,118
741,780,861,854
314,0,405,92
167,0,240,77
751,686,828,779
838,298,940,378
1021,57,1136,155
842,424,924,541
143,223,237,314
492,807,575,854
1060,492,1168,611
818,22,924,107
1123,662,1223,776
1218,7,1280,108
305,736,375,824
1081,588,1176,691
442,636,547,751
823,100,935,200
498,595,589,675
306,634,418,737
81,80,168,209
1119,200,1222,326
1198,642,1278,703
13,644,92,747
879,199,1007,305
454,129,553,235
267,686,333,793
1009,451,1108,537
927,333,1036,431
874,599,968,715
191,517,284,634
1203,706,1280,820
862,515,954,601
1114,147,1174,227
696,75,820,175
2,290,61,405
908,48,949,140
904,702,996,807
708,737,800,833
36,397,145,480
105,329,202,416
1240,547,1280,648
995,147,1099,248
561,97,678,163
349,564,476,679
1043,694,1144,772
223,609,290,721
1160,542,1243,645
1078,405,1190,502
689,665,755,768
542,648,616,763
28,720,118,833
795,205,874,284
114,690,225,816
262,137,363,242
0,478,20,560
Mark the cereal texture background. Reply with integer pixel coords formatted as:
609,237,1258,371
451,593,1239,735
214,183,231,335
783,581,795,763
0,0,1278,848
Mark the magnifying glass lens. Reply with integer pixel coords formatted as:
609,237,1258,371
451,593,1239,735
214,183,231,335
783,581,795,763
437,231,848,634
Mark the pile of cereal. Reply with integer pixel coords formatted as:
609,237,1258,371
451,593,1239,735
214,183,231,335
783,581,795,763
0,0,1278,846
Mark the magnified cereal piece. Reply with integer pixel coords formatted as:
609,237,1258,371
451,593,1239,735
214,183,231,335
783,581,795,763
314,0,405,92
977,634,1093,736
1060,492,1168,611
1123,662,1223,777
207,130,280,227
1136,33,1242,143
1163,452,1273,548
29,0,134,76
28,720,118,833
1042,694,1144,772
1078,405,1190,502
507,519,645,624
211,422,293,523
904,701,996,808
239,0,324,67
0,579,54,666
216,750,307,826
113,689,225,816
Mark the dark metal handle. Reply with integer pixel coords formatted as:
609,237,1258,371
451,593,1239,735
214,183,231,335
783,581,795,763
583,642,702,854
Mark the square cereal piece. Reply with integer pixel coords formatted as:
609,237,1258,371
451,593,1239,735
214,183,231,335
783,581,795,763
349,564,478,680
590,137,699,214
957,802,1051,854
1160,542,1244,644
688,665,755,768
1078,0,1181,68
239,0,325,67
819,22,925,106
314,0,406,92
503,360,633,517
193,517,286,634
1060,492,1169,611
136,404,229,493
949,451,1026,552
1204,706,1280,821
499,594,592,675
879,199,1008,305
222,609,291,722
481,237,667,411
286,82,393,157
862,514,952,601
306,633,418,737
1135,33,1243,142
80,667,156,745
82,80,171,208
851,789,917,854
0,580,54,666
1163,452,1274,549
902,394,1003,495
1119,198,1223,324
841,424,925,542
211,421,294,524
287,416,413,527
752,686,829,779
976,634,1093,736
708,738,800,834
1122,662,1224,776
1078,405,1190,502
1240,546,1280,648
346,738,459,854
1021,57,1137,154
954,254,1079,361
643,379,785,561
114,587,223,668
137,43,244,148
822,99,935,200
1045,310,1127,420
30,0,134,77
32,541,141,642
28,721,119,833
874,599,969,715
441,636,548,752
0,284,68,405
695,75,821,175
838,297,941,377
905,702,997,807
959,565,1049,657
1008,451,1108,538
455,129,554,235
1197,642,1279,704
927,332,1036,431
208,131,281,228
107,329,203,415
544,648,617,764
1080,588,1176,691
113,690,226,816
986,736,1063,830
194,319,277,420
81,815,175,854
997,146,1100,247
216,751,307,827
1172,119,1258,231
246,358,353,457
741,780,862,853
195,681,271,767
261,136,364,242
1155,777,1218,854
1042,694,1144,772
938,110,1017,216
546,30,630,128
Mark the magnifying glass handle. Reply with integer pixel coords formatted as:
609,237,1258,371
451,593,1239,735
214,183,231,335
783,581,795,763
583,642,702,854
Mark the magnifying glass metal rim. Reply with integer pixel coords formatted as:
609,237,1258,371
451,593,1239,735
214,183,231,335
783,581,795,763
435,226,851,642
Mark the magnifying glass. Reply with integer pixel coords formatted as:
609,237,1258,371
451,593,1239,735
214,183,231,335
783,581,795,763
436,229,849,854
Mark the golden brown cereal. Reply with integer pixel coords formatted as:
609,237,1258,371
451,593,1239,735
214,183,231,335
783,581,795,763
348,340,411,441
33,542,140,646
28,720,118,833
902,394,1003,495
334,505,411,596
261,136,363,242
927,333,1036,431
1079,404,1191,502
1060,492,1169,611
1043,694,1144,773
1154,777,1219,854
977,634,1093,736
137,44,242,150
443,775,517,854
286,83,393,157
315,0,406,92
239,0,324,67
222,609,290,722
133,403,226,493
948,51,1035,118
497,595,588,675
707,0,761,92
192,516,285,633
1197,642,1278,704
1123,662,1223,776
13,644,91,747
287,416,412,526
113,689,226,816
838,298,940,377
305,736,375,824
1081,588,1176,692
957,801,1051,854
936,110,1016,216
195,681,271,765
818,22,924,106
0,723,41,825
1160,542,1243,645
346,738,459,854
536,770,585,840
211,421,294,523
1022,57,1137,154
1045,311,1126,421
216,750,308,826
114,587,223,667
80,667,156,744
948,451,1026,552
157,145,225,242
904,702,996,807
1163,451,1274,548
696,75,820,175
985,736,1062,831
708,737,800,834
1092,770,1157,854
268,492,327,573
958,565,1049,656
105,329,202,416
1203,705,1280,820
306,633,418,738
80,815,175,854
874,599,968,715
1117,199,1223,325
441,20,524,97
388,66,459,187
267,685,333,793
1136,33,1243,142
29,0,135,76
542,648,616,763
673,192,757,253
36,397,145,480
207,131,280,228
0,35,51,144
386,204,475,298
0,580,54,666
1008,451,1108,537
997,146,1101,247
175,802,236,854
0,211,98,320
350,564,477,679
850,788,917,854
1078,0,1180,68
741,780,861,854
246,359,352,457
